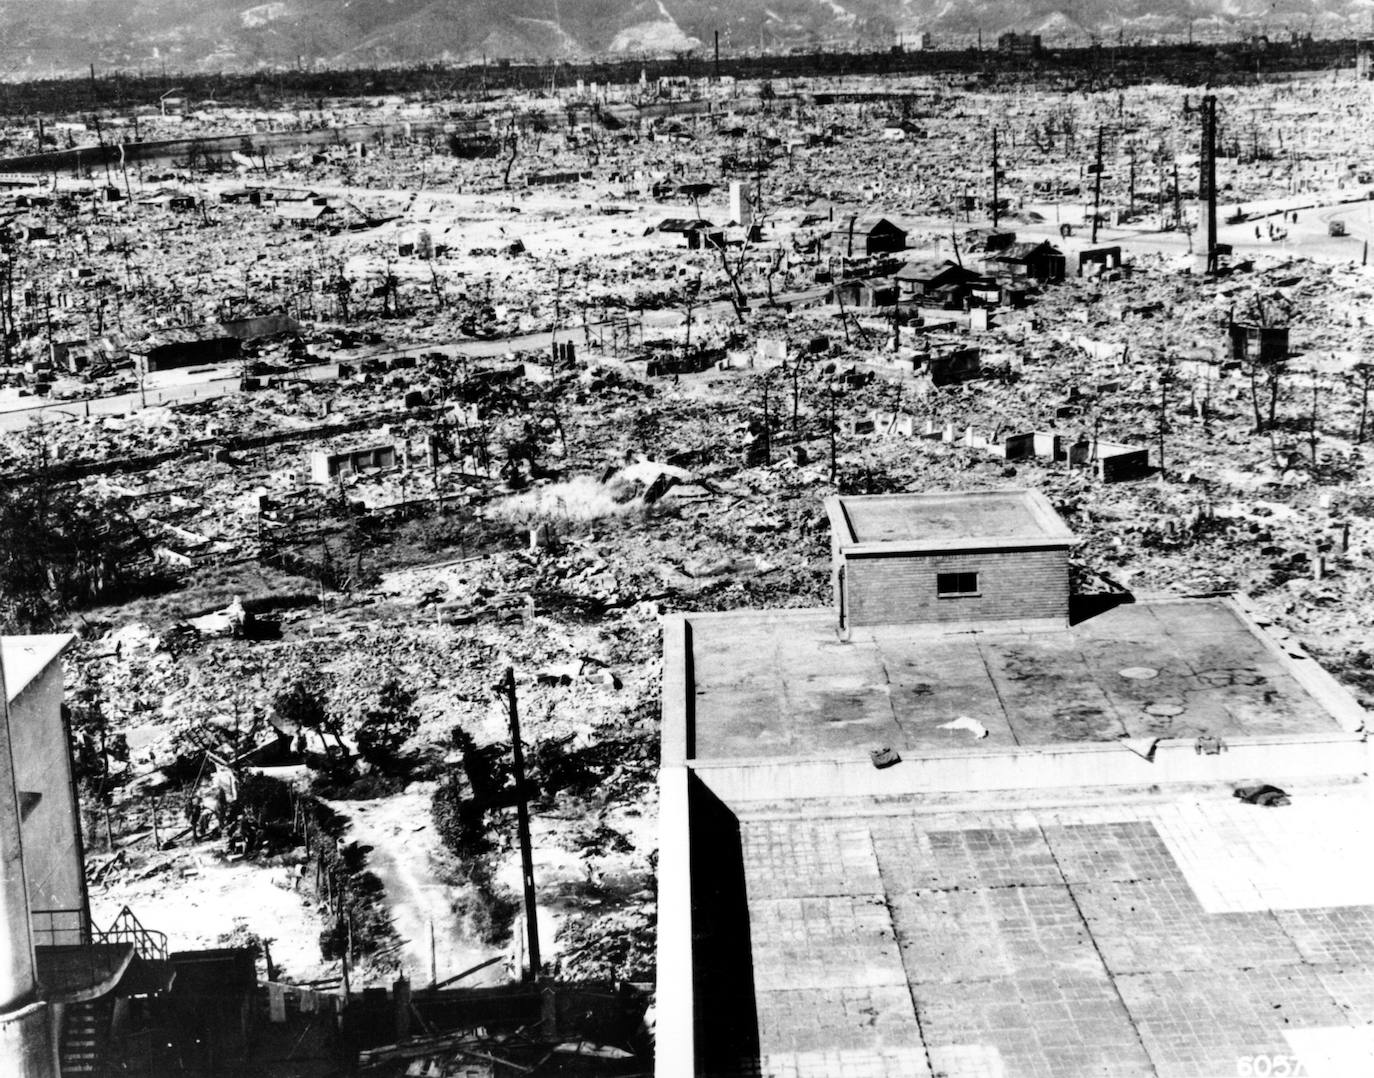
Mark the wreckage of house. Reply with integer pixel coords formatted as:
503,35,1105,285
655,218,723,250
829,215,907,258
986,240,1067,283
309,444,401,485
129,329,241,376
894,260,989,305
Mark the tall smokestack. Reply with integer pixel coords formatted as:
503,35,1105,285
1201,94,1218,275
714,31,721,82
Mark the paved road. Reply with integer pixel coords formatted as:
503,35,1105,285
0,282,834,434
1010,190,1374,267
0,331,563,433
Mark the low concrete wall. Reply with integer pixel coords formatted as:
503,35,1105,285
693,731,1367,804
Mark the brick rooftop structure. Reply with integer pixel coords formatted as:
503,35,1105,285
827,490,1076,634
655,489,1373,1078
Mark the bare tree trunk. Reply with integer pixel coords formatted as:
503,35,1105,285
502,118,519,188
1247,362,1264,432
1308,376,1321,471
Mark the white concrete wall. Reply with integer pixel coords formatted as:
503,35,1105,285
654,766,694,1078
655,617,695,1078
0,664,36,1014
8,663,83,921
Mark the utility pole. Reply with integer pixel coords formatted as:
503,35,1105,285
1091,124,1104,244
1127,142,1137,219
990,127,1000,229
714,31,721,82
502,667,541,982
1173,160,1182,231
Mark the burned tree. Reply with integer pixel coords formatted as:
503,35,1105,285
1345,360,1374,443
1231,293,1293,433
0,430,152,630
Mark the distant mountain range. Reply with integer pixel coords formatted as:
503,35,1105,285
0,0,1367,78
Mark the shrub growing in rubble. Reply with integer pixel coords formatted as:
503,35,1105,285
274,679,342,753
233,772,301,856
557,908,656,982
318,868,393,961
450,860,519,946
431,773,494,856
354,679,418,775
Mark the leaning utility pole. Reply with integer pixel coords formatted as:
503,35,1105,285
990,127,1000,229
1091,124,1104,244
1199,94,1219,274
502,667,541,982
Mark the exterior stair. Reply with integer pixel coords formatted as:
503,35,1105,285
59,997,108,1077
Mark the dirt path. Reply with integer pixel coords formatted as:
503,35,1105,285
324,789,506,988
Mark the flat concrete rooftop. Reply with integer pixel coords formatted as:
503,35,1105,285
829,489,1076,549
658,592,1373,1078
684,597,1353,763
736,782,1374,1077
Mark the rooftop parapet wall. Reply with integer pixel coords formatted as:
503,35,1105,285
668,596,1367,769
692,730,1367,805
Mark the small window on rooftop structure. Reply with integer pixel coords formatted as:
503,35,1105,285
937,571,980,597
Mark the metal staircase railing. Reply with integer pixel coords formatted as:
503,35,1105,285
32,904,168,965
98,906,167,963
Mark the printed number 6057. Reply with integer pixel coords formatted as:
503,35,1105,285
1236,1056,1305,1077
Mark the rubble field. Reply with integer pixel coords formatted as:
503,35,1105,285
3,65,1374,1012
